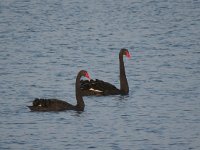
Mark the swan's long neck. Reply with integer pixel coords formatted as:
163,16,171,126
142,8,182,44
119,52,129,95
75,73,85,111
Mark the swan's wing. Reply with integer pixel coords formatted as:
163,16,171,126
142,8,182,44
28,98,74,111
80,79,120,95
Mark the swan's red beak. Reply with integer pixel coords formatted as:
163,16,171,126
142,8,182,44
85,72,91,80
126,51,131,59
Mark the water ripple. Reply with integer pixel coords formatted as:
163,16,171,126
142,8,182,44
0,0,200,150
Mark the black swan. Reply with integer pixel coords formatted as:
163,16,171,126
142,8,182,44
81,48,131,96
28,70,91,111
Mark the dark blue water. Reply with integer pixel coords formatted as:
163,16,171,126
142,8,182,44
0,0,200,149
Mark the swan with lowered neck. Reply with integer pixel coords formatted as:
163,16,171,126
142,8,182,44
81,49,131,96
28,70,91,111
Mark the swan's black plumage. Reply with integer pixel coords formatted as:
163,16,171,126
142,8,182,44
81,49,130,96
80,79,121,96
28,70,90,111
28,98,75,111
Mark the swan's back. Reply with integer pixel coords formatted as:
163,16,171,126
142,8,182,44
28,98,74,111
80,79,121,96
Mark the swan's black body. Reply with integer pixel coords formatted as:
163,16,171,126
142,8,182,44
80,79,121,96
81,49,130,96
28,70,90,112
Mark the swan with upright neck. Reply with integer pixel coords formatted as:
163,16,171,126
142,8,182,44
28,70,91,111
81,49,131,96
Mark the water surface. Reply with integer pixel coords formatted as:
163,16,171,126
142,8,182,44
0,0,200,149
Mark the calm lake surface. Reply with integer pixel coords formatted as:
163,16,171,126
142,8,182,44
0,0,200,149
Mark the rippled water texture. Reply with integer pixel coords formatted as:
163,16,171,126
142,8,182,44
0,0,200,149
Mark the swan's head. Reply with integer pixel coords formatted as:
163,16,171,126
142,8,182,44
121,49,131,59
